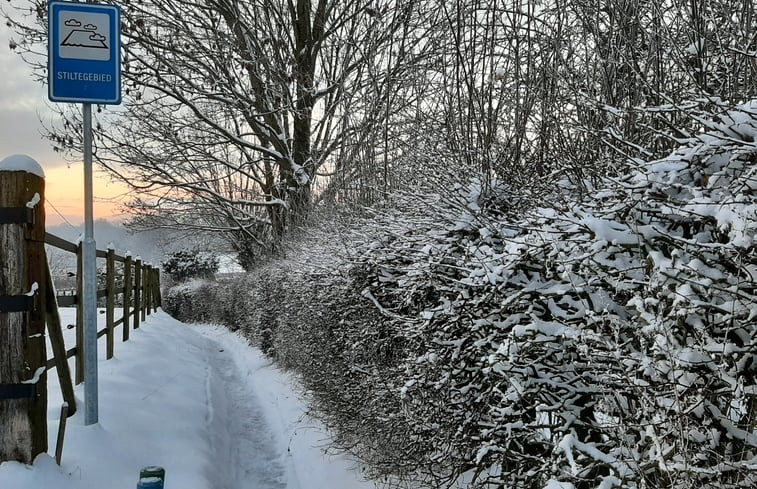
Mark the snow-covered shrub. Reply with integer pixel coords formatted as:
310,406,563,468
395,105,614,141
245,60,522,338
162,279,221,322
161,249,219,282
261,260,417,476
161,103,755,488
349,102,756,488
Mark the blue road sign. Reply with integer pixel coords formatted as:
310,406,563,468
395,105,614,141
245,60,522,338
48,1,121,104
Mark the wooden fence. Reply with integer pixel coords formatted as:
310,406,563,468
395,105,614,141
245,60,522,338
1,167,162,464
44,232,161,386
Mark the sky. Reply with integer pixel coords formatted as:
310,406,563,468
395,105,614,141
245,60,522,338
1,12,128,226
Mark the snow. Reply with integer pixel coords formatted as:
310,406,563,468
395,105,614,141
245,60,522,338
543,480,575,489
0,154,45,178
22,366,46,385
677,348,713,366
170,278,213,294
290,163,310,186
27,282,39,296
0,310,375,489
217,254,244,274
557,433,580,475
27,192,41,208
597,476,621,489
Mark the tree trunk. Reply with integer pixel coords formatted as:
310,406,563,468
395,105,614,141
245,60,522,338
288,0,317,227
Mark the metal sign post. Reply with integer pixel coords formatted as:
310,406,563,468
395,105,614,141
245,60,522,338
49,1,121,425
82,102,97,425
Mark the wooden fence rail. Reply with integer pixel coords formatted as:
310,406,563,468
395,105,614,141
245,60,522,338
44,232,161,386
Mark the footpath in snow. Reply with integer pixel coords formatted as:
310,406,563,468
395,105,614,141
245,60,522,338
0,310,376,489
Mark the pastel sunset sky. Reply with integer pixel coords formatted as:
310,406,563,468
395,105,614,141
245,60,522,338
1,18,128,227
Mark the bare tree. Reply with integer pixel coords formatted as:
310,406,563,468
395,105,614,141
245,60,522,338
5,0,755,258
4,0,418,262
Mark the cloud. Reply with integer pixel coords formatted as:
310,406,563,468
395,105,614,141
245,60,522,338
89,33,106,42
0,109,67,171
84,24,97,31
64,19,81,27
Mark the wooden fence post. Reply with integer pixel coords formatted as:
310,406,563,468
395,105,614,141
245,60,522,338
151,269,156,311
142,265,149,318
153,268,161,311
141,265,149,321
147,266,154,315
133,259,141,329
0,160,48,463
75,241,84,385
122,255,132,341
151,267,157,313
105,248,115,359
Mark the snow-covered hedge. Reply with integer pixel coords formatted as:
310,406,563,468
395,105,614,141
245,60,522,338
164,102,756,488
161,249,219,282
162,278,222,322
354,103,755,488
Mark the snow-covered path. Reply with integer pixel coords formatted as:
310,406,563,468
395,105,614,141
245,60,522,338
0,310,376,489
201,331,286,489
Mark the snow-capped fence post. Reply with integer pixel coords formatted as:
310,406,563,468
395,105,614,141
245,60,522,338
123,255,132,341
142,265,150,320
149,267,157,313
133,259,142,329
106,248,116,359
153,269,161,310
141,265,150,321
150,267,157,313
0,155,48,464
75,240,84,385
